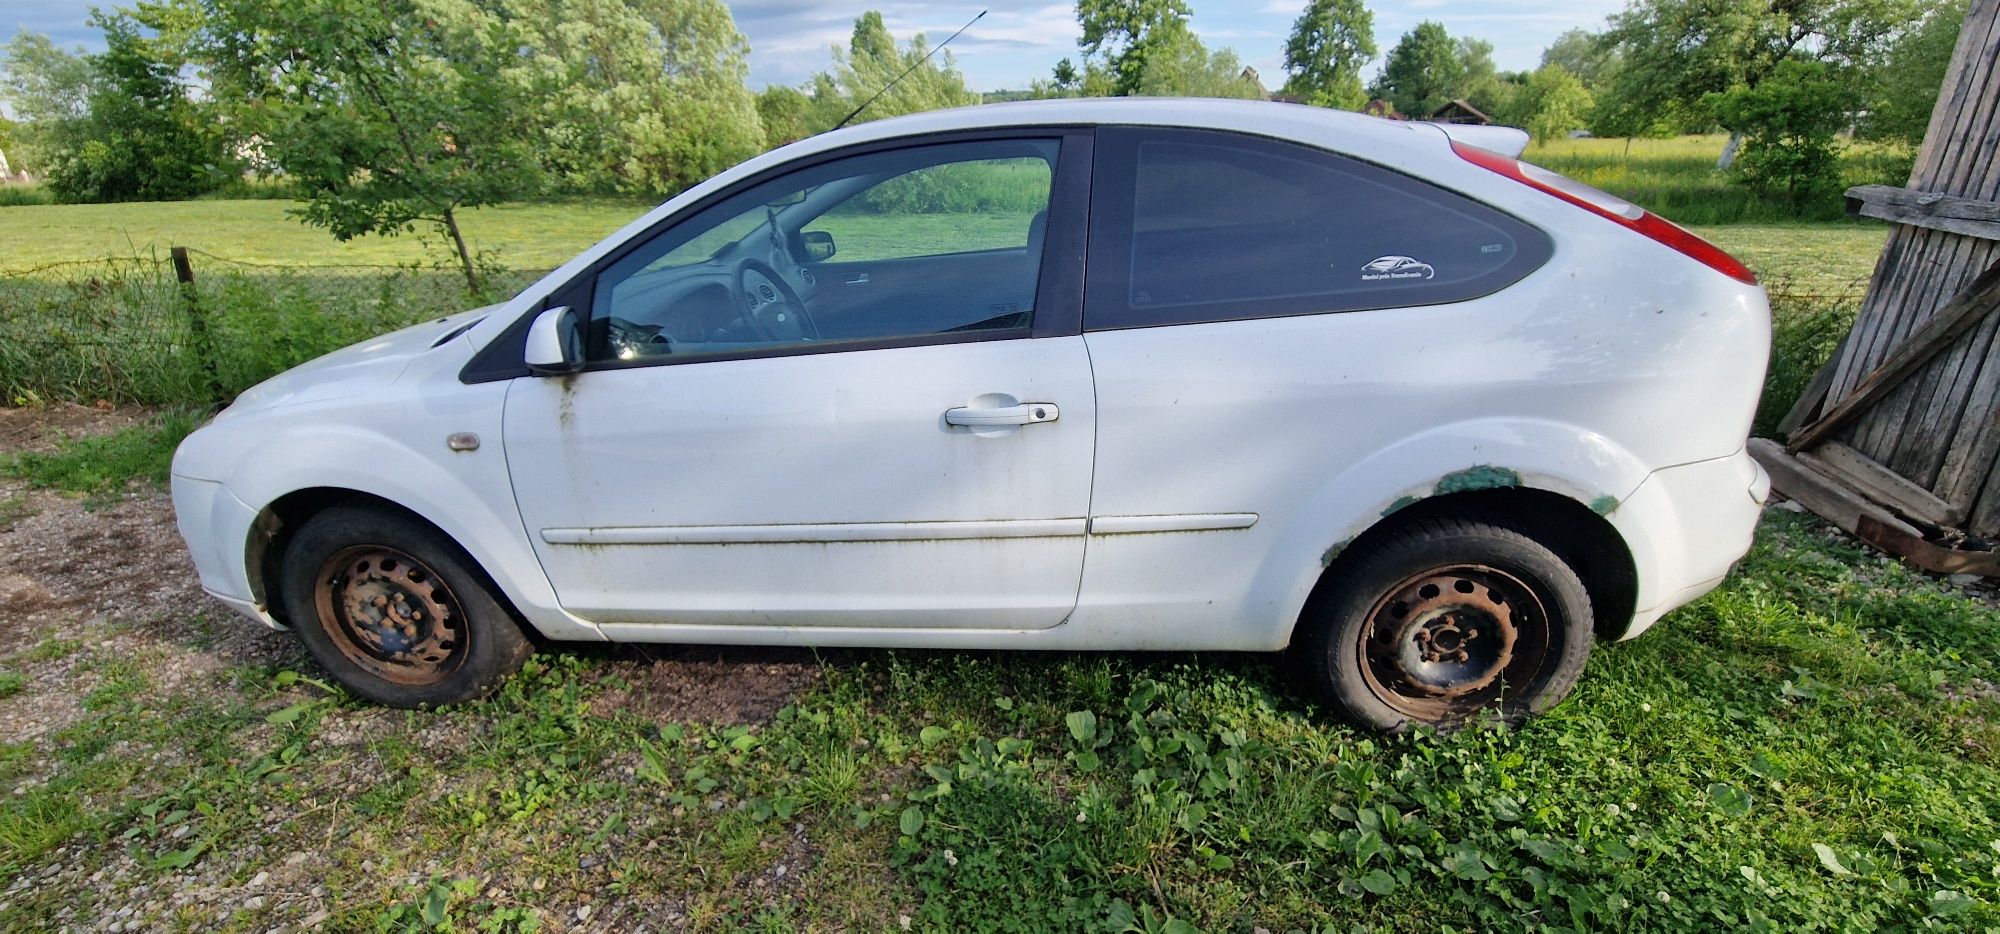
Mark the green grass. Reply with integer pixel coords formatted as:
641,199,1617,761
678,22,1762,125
0,198,651,272
1525,133,1912,225
0,511,1992,929
2,409,199,499
1695,223,1886,296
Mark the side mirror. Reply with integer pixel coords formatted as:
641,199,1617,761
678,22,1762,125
801,230,837,262
524,305,584,375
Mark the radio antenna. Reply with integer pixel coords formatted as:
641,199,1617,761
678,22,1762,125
833,9,987,131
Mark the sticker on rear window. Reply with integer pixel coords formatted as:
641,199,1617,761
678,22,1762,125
1360,255,1435,281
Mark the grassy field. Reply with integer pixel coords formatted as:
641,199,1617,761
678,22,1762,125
0,412,1995,928
1524,133,1911,225
0,198,652,272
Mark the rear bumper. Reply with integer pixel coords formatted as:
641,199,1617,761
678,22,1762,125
1611,449,1769,639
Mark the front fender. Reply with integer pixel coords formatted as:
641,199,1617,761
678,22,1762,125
192,384,604,643
1248,417,1657,646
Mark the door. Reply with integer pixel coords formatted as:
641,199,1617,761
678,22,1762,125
503,135,1096,630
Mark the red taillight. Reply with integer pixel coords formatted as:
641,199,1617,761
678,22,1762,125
1451,140,1757,286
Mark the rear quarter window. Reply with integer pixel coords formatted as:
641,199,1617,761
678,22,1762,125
1086,127,1553,329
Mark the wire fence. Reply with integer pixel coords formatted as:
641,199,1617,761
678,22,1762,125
0,250,547,406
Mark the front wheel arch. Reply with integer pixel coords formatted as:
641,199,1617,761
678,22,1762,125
250,488,528,636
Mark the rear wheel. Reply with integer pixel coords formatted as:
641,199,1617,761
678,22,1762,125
1297,514,1592,732
279,506,532,708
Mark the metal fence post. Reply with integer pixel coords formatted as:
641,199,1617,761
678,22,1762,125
169,246,226,405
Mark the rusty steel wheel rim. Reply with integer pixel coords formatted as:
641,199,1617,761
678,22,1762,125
312,545,469,686
1357,564,1551,722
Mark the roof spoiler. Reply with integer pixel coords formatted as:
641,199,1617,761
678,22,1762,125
1428,123,1530,159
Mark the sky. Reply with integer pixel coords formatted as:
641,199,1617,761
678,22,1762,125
8,0,1628,93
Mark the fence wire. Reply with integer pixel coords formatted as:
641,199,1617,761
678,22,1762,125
0,253,546,405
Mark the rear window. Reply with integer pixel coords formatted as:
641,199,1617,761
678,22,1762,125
1086,127,1552,329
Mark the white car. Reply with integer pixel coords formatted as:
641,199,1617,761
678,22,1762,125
171,99,1771,731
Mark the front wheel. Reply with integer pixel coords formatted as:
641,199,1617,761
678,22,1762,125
1296,514,1593,732
278,506,532,708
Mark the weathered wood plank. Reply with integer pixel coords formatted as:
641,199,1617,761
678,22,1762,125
1847,185,2000,240
1750,439,1927,541
1936,312,2000,510
1851,237,2000,482
1777,331,1848,437
1791,259,2000,452
1891,297,2000,487
1798,441,1966,528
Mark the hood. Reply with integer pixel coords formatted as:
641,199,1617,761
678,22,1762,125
216,305,495,420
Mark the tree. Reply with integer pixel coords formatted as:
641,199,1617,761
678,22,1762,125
1540,28,1618,90
756,85,813,147
1599,0,1917,161
191,0,544,291
1075,0,1196,96
1134,34,1265,99
0,31,94,176
0,12,228,203
1506,64,1594,142
502,0,763,197
1861,0,1964,147
1280,0,1375,109
1708,58,1860,205
799,12,980,132
1371,21,1464,118
1455,37,1518,118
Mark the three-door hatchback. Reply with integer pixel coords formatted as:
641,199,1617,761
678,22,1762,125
172,99,1771,731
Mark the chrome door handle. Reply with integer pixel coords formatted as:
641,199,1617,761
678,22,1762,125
944,402,1059,427
844,273,869,284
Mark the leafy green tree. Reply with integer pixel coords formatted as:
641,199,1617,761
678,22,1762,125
1,11,228,203
0,31,94,175
1280,0,1375,109
503,0,764,196
1371,21,1464,117
1505,64,1595,142
1540,28,1618,90
1861,0,1963,146
1707,58,1861,204
1075,0,1196,96
1134,33,1265,99
190,0,544,291
756,85,813,147
801,12,979,131
1455,37,1518,118
1600,0,1916,157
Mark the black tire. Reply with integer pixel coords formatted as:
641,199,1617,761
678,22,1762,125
1295,514,1593,732
278,505,533,708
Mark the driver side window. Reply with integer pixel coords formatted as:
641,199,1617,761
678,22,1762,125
586,138,1059,364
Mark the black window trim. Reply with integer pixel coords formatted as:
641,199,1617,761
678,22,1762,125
461,127,1094,384
1082,125,1554,332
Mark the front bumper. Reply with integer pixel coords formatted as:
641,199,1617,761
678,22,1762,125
1611,448,1769,639
170,475,283,629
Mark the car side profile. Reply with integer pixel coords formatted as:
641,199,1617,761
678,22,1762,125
171,99,1771,731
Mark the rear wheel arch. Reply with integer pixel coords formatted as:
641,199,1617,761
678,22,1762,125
1302,487,1639,643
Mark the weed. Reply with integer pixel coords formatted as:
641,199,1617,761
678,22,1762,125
1,409,199,498
0,495,31,532
21,636,83,662
0,673,22,699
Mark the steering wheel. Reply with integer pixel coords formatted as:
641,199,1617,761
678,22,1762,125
734,259,818,342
